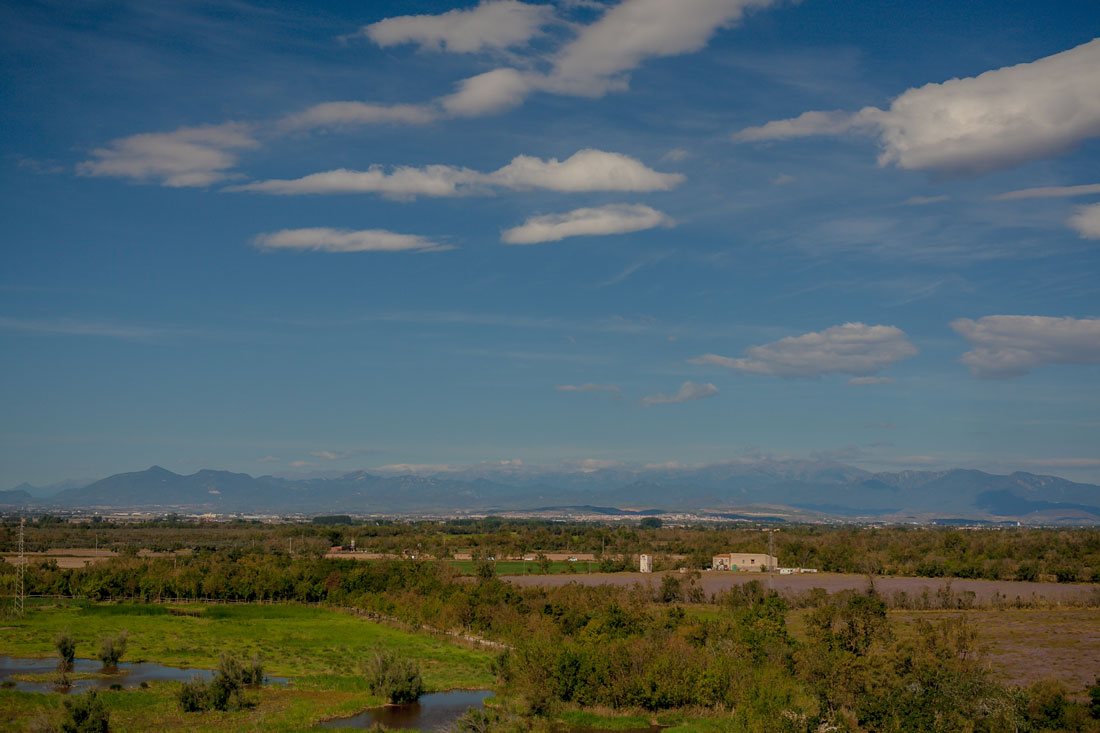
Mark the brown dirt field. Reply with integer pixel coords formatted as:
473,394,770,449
1,547,189,568
1,552,113,568
504,571,1100,605
893,608,1100,692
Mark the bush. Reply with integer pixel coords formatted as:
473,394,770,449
97,631,128,670
364,649,424,704
60,691,109,733
177,678,208,712
177,654,263,712
55,632,76,673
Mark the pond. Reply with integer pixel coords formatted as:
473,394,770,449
0,656,288,694
320,689,493,730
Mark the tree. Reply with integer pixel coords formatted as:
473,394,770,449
55,632,77,673
97,631,128,670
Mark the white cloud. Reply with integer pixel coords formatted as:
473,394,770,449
77,123,257,187
1069,203,1100,239
441,68,534,116
233,149,681,199
231,166,478,198
253,228,452,253
362,1,553,53
992,183,1100,201
556,383,621,394
278,102,437,131
546,0,776,96
288,460,312,468
662,148,689,162
502,203,672,245
441,0,778,115
733,110,860,142
692,323,917,378
641,380,719,406
848,376,894,386
951,315,1100,378
733,39,1100,174
489,149,684,192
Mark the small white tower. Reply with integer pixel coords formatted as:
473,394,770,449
639,554,653,573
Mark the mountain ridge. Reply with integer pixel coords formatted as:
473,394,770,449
3,460,1099,523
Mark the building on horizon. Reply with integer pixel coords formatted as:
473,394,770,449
711,553,777,572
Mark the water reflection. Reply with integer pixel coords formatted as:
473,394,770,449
321,689,492,730
0,656,288,694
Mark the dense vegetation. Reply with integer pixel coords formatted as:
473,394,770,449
2,518,1100,731
4,518,1100,582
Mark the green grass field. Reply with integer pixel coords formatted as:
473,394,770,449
0,600,495,732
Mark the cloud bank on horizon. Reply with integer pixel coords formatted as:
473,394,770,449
2,0,1099,486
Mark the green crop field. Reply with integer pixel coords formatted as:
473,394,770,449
0,600,495,731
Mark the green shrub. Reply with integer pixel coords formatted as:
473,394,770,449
177,653,263,712
97,631,128,669
55,632,76,673
60,690,109,733
177,677,208,712
364,649,424,704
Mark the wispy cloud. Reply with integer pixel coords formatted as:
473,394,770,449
278,102,437,132
951,315,1100,378
991,182,1100,201
77,123,257,187
903,195,949,206
848,376,893,386
693,323,917,378
1070,203,1100,239
502,203,673,244
232,149,682,199
641,380,719,406
0,315,166,341
253,228,453,253
360,1,554,54
556,383,621,394
309,448,378,461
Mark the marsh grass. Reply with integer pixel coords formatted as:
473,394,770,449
0,600,495,731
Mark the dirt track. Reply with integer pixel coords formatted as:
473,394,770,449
504,571,1100,605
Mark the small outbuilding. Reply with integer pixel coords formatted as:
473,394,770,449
639,554,653,573
711,553,777,572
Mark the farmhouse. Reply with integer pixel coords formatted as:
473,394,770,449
711,553,778,572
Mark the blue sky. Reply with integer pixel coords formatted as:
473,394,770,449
2,0,1099,487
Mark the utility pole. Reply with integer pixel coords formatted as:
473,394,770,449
16,517,26,617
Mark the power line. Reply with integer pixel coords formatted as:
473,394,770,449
16,517,26,617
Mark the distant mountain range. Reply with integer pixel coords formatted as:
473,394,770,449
4,459,1100,524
